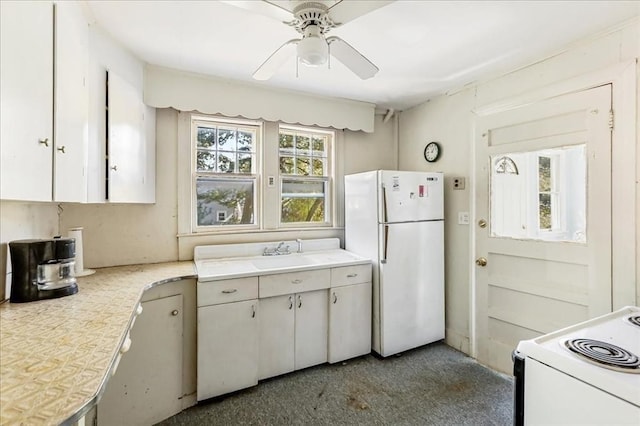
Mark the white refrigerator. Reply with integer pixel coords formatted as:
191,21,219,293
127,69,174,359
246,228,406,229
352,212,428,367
345,170,444,357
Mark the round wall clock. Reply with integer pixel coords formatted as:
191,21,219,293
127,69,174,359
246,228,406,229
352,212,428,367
424,141,441,163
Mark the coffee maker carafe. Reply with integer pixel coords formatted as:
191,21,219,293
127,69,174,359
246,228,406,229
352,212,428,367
9,238,79,303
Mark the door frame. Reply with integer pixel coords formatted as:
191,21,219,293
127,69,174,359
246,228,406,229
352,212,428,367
469,60,637,358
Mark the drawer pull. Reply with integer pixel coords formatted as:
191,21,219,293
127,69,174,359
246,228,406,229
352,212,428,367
292,279,302,284
347,273,358,278
222,289,238,294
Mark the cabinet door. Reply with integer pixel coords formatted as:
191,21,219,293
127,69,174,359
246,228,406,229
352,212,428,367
329,282,372,363
0,1,53,201
107,71,154,203
198,299,259,400
53,1,88,202
294,289,329,370
98,294,183,426
258,294,295,380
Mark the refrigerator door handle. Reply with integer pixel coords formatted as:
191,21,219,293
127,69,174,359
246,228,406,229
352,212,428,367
381,225,389,264
382,185,388,223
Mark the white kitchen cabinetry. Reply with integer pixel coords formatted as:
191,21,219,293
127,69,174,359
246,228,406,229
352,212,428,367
328,265,372,363
197,277,259,400
0,1,54,201
0,1,89,202
107,71,155,203
98,294,183,426
258,269,330,380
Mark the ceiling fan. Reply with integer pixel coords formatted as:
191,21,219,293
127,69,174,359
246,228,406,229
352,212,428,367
226,1,391,80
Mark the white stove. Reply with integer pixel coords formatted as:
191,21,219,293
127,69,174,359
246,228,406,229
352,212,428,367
514,306,640,425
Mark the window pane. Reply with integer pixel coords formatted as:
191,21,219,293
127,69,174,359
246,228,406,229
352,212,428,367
197,127,216,148
312,158,324,176
311,136,325,156
539,193,552,230
196,178,255,226
538,156,551,192
296,157,310,176
237,130,253,152
281,180,326,223
196,150,216,171
217,152,235,173
217,128,237,150
279,133,294,150
295,134,310,153
280,156,294,174
238,152,252,174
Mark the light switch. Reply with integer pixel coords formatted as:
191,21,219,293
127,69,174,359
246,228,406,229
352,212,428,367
458,212,470,225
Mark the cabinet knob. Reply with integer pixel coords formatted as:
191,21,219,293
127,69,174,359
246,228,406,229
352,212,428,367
288,296,293,310
333,292,338,304
111,165,118,171
57,146,66,154
251,304,256,318
38,138,49,147
298,295,302,308
171,309,179,316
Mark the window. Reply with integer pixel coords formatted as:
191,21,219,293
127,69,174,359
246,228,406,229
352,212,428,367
537,155,558,231
279,126,332,225
187,116,335,233
193,118,259,229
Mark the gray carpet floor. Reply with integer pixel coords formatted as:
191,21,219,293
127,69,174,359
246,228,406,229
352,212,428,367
159,342,514,426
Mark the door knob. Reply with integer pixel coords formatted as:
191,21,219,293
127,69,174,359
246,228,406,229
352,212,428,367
171,309,179,316
478,219,487,228
475,257,487,267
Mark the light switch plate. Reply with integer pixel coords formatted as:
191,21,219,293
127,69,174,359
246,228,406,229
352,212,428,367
458,212,470,225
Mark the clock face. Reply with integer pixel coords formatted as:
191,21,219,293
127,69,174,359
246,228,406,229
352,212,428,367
424,142,440,162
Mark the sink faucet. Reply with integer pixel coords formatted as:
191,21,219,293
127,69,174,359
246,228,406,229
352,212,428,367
275,241,290,255
296,239,303,253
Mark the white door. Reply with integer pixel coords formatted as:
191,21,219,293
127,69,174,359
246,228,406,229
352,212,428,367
377,220,444,356
99,295,183,425
328,282,372,363
54,1,88,202
379,171,444,222
197,299,258,400
474,85,612,373
294,289,329,370
0,1,53,201
258,294,295,380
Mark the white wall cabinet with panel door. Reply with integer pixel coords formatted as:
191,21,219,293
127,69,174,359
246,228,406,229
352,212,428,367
258,269,330,380
98,294,183,426
197,277,259,401
107,71,156,203
0,1,89,202
1,0,53,201
328,265,372,363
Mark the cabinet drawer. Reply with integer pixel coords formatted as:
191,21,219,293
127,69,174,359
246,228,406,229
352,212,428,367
331,264,371,287
259,269,330,298
198,277,258,307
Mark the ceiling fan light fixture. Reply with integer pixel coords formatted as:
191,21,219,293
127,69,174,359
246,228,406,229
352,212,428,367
297,36,328,66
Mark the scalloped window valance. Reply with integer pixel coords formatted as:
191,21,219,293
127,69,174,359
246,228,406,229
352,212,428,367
144,65,375,133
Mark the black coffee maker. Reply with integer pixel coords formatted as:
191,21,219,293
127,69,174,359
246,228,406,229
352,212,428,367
9,238,79,303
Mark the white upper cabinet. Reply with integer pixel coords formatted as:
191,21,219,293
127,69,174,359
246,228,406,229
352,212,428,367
54,1,89,202
0,1,54,202
107,71,155,203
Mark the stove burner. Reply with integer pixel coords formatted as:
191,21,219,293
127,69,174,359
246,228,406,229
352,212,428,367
564,339,640,372
628,315,640,328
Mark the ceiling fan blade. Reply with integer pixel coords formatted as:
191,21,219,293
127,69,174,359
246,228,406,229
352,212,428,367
253,39,300,80
328,0,394,26
220,0,292,23
327,36,378,80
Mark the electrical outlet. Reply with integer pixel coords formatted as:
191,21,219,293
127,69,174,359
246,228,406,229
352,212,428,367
453,177,466,190
458,212,470,225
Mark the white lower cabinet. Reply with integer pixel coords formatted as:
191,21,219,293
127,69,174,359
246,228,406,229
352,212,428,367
258,289,328,380
197,299,259,400
329,282,372,363
98,294,183,426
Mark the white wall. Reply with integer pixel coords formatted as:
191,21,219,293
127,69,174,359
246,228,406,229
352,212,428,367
59,109,397,268
398,20,639,354
0,201,59,300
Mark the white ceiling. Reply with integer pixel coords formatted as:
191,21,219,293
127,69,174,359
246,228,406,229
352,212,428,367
84,0,640,111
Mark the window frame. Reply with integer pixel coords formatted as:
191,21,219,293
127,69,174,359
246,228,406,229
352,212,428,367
190,116,262,233
277,125,334,228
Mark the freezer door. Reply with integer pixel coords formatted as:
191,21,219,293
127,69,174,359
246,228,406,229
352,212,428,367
379,171,443,222
378,220,444,356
